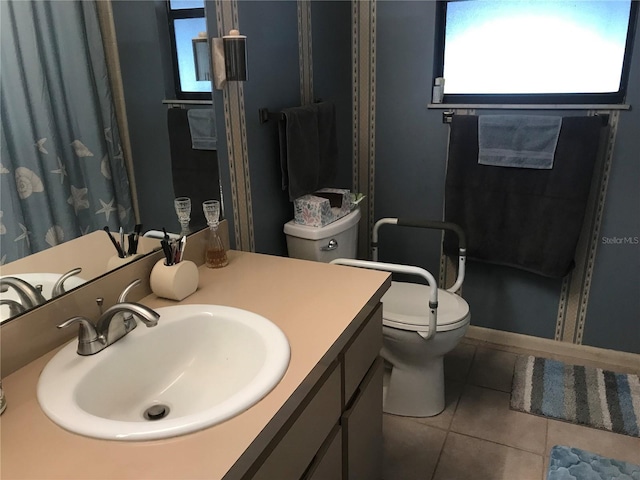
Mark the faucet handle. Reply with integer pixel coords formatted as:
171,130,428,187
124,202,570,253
51,267,82,297
57,316,99,343
118,279,142,303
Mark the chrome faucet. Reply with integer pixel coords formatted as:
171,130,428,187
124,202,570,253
51,267,82,297
57,279,160,356
0,277,47,310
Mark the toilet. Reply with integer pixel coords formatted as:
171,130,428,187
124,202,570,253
284,212,470,418
380,281,470,417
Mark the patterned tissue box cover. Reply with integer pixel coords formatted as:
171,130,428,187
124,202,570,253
293,195,334,227
293,189,351,227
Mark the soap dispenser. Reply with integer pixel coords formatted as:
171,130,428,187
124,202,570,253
203,200,228,268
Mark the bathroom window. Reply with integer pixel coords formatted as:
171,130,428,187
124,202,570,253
167,0,211,99
433,0,638,104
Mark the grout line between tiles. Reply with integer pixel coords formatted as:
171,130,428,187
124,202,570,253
451,430,547,458
430,429,449,480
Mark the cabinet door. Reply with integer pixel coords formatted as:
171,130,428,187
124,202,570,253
343,304,382,405
304,425,342,480
250,365,342,480
342,357,383,480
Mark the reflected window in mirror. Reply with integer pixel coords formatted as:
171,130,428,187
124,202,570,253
167,0,211,100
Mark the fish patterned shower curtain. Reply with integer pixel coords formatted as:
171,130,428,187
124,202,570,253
0,0,134,264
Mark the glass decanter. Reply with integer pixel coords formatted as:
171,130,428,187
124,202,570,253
202,200,228,268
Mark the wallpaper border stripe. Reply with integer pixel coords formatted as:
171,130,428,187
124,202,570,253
215,0,254,252
352,0,376,259
556,111,620,344
297,1,314,105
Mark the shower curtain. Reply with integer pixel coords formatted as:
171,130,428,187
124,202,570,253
0,0,134,264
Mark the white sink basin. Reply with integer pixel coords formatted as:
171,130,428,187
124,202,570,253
0,273,86,322
37,304,290,441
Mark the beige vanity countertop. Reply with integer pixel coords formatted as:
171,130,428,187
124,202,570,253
0,250,390,480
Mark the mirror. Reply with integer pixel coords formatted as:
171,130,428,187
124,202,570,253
0,0,220,323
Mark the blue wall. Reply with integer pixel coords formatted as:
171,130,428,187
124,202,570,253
582,21,640,353
111,1,181,233
312,0,353,190
238,1,300,256
114,0,638,353
374,1,640,353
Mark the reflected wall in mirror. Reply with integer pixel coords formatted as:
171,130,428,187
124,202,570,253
0,0,223,323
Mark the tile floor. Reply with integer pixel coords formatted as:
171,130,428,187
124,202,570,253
382,339,640,480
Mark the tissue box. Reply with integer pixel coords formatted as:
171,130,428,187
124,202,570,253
293,188,351,227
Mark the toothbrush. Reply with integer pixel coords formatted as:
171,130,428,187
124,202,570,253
103,226,125,258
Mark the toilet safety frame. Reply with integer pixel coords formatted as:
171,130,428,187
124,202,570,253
331,218,466,341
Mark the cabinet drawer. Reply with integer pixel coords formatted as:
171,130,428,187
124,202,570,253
303,425,342,480
250,364,342,480
343,303,382,404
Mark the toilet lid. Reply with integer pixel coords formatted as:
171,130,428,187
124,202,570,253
382,281,470,334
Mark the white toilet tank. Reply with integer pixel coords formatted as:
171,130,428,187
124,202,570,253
284,208,360,262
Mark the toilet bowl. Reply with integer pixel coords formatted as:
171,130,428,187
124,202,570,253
381,281,470,417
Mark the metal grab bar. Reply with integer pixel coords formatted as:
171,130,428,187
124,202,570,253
330,258,438,341
371,218,466,293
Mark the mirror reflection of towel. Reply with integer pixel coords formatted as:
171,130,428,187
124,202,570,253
167,108,220,230
279,102,338,201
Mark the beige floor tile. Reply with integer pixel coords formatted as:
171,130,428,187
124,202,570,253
433,432,544,480
444,342,476,382
467,346,517,392
546,419,640,465
542,455,549,480
412,381,464,431
382,414,447,480
451,385,548,454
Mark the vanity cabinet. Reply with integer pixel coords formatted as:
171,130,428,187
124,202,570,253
247,303,383,480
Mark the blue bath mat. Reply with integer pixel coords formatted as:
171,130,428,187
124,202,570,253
547,445,640,480
511,355,640,437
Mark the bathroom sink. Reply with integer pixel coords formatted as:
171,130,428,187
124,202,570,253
0,273,86,322
37,304,290,441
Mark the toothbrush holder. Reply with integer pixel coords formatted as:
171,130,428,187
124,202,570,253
107,253,143,270
149,259,199,301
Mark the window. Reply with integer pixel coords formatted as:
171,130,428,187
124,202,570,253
434,1,638,104
167,0,211,99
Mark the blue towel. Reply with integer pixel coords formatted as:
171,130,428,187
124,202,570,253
187,108,217,150
478,115,562,169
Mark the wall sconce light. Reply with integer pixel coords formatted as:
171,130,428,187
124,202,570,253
212,29,247,90
192,32,210,81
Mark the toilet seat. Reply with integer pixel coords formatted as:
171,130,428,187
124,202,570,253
382,281,470,336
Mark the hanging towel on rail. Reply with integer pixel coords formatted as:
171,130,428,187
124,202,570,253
444,115,604,278
167,108,220,229
279,102,338,201
478,115,562,169
187,108,217,150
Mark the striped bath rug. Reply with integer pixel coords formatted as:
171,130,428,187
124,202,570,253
511,355,640,437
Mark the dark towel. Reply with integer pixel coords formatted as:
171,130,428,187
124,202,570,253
279,102,338,201
167,108,221,230
444,115,603,278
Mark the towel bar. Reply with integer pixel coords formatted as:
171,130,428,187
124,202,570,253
258,108,285,124
259,99,324,124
